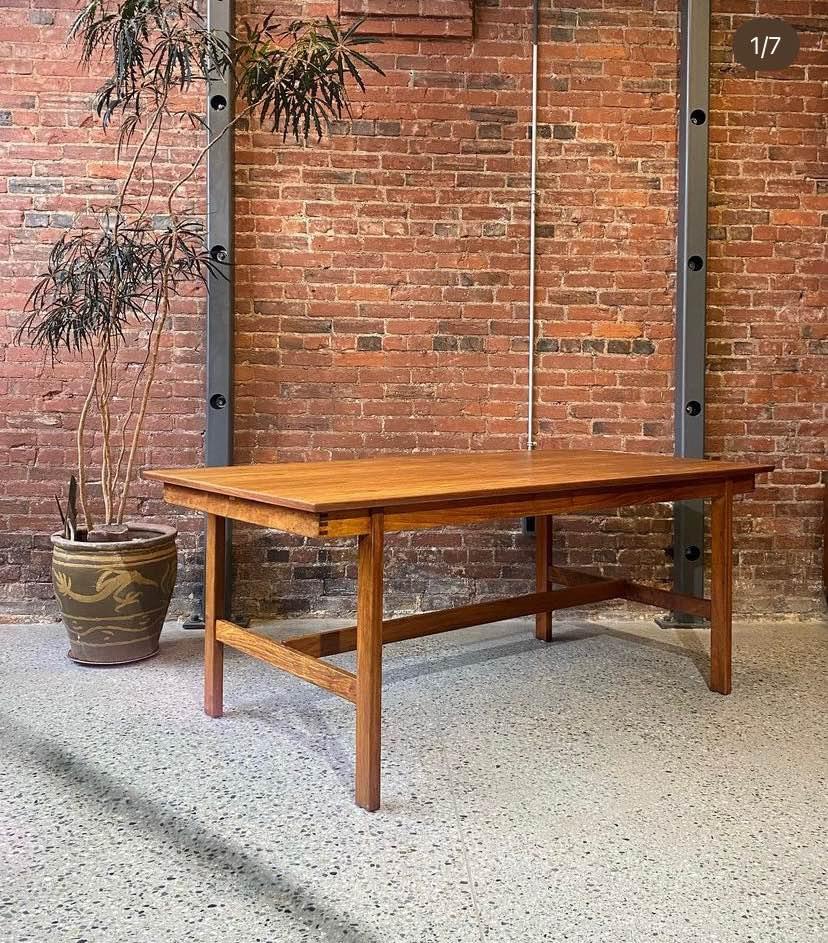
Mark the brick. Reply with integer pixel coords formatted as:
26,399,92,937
9,178,63,195
2,0,823,625
412,72,464,89
469,107,518,124
537,339,559,353
468,74,515,91
553,125,576,140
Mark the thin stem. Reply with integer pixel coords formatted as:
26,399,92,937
76,347,107,530
166,100,256,214
112,312,158,501
116,105,166,218
99,346,116,523
93,355,110,524
115,287,170,524
115,101,260,520
111,116,166,497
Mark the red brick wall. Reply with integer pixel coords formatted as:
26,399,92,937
0,0,206,621
1,0,825,622
707,2,826,617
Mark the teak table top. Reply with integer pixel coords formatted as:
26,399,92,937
145,450,773,514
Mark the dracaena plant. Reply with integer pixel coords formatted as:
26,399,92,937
17,1,382,536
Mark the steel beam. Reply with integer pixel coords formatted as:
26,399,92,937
667,0,711,625
185,0,235,628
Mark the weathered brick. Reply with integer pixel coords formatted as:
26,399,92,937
537,339,559,353
9,178,63,194
357,335,383,351
607,340,631,354
552,125,576,140
470,107,518,124
2,0,823,625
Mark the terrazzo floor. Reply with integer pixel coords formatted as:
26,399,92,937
1,617,826,943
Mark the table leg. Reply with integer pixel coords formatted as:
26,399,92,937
204,513,226,717
710,483,733,695
535,515,553,642
355,511,384,811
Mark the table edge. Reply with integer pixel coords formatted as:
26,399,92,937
149,464,773,516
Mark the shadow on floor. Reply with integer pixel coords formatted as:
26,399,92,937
160,618,713,696
378,621,711,690
1,721,382,943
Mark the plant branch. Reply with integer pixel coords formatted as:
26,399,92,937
18,8,383,534
75,346,108,530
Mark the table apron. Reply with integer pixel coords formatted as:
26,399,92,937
165,475,755,538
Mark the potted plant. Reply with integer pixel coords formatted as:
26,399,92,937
17,2,381,664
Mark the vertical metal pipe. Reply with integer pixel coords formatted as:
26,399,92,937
670,0,710,622
187,0,235,625
526,0,539,451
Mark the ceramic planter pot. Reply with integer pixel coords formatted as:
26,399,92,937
51,523,177,665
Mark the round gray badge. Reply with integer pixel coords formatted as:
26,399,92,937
733,18,799,71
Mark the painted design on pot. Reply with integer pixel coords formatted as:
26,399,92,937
51,524,177,665
53,567,162,612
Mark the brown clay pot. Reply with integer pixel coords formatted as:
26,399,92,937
51,523,177,665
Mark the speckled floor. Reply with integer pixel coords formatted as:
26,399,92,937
1,618,826,943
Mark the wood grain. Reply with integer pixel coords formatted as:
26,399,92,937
144,450,774,515
355,511,384,812
535,516,553,642
151,449,768,811
283,580,627,659
216,621,357,702
548,565,611,586
204,513,225,718
382,477,755,532
164,484,323,537
622,581,711,620
710,481,734,694
549,565,711,620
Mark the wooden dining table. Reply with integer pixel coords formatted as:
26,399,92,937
144,450,773,811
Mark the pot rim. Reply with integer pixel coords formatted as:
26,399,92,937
51,521,177,552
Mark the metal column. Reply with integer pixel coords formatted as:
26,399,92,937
184,0,235,628
665,0,711,625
